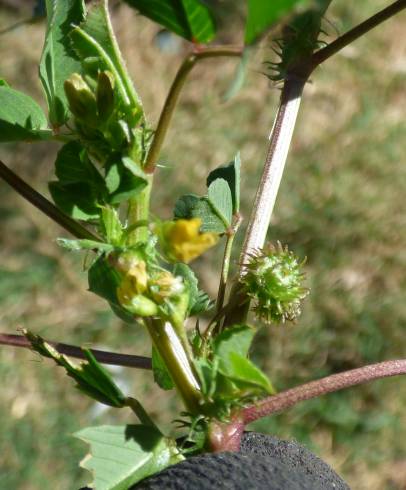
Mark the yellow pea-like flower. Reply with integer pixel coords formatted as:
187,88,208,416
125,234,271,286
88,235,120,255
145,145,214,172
161,218,218,263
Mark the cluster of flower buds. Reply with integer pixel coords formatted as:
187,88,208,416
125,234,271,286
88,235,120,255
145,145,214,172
157,218,218,263
242,242,309,324
64,71,141,161
114,249,189,326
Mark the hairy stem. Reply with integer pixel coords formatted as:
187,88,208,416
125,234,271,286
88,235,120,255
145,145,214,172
144,46,242,174
241,359,406,424
145,319,203,414
239,79,305,268
0,160,100,241
223,80,305,326
311,0,406,69
0,332,152,370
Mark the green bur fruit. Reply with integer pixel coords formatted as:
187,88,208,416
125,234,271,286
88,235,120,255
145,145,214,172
242,242,308,324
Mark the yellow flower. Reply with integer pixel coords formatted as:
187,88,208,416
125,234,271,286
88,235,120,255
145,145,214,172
161,218,218,263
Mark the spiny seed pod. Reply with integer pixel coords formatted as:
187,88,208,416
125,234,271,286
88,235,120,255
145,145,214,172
242,242,309,324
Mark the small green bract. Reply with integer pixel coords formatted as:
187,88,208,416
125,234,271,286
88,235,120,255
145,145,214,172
242,242,308,324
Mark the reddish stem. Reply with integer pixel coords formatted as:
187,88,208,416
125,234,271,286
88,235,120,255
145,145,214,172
0,332,152,370
241,359,406,424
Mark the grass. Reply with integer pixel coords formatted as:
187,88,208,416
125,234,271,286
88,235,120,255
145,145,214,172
0,1,405,489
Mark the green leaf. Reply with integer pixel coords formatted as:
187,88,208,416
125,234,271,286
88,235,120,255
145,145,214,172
25,330,126,407
207,153,241,214
70,0,142,113
245,0,308,45
152,347,174,390
0,78,9,87
105,158,148,204
88,255,139,323
124,0,216,43
0,86,51,142
174,195,225,233
213,324,274,394
54,141,104,185
76,424,183,490
56,238,114,253
40,0,86,126
88,255,121,304
213,324,255,366
207,178,233,227
225,353,274,393
49,181,100,221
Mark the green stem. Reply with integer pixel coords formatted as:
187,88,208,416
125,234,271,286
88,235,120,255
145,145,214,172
127,174,153,243
144,46,242,174
215,214,242,316
0,160,100,241
125,397,159,428
215,233,235,314
310,0,406,70
146,319,202,414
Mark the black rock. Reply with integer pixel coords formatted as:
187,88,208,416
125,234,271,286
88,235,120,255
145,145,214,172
134,433,350,490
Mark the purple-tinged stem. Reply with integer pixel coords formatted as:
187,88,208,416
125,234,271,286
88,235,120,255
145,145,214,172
241,359,406,424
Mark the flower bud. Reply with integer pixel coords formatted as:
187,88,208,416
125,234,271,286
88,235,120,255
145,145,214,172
96,71,115,120
64,73,98,126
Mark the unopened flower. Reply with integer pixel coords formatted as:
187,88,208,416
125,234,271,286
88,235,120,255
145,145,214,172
159,218,218,263
64,73,98,126
242,242,309,324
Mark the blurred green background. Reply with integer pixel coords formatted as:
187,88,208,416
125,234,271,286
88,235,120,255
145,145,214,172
0,1,405,489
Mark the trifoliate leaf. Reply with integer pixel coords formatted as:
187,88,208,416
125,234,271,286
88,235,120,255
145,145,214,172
76,424,183,490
